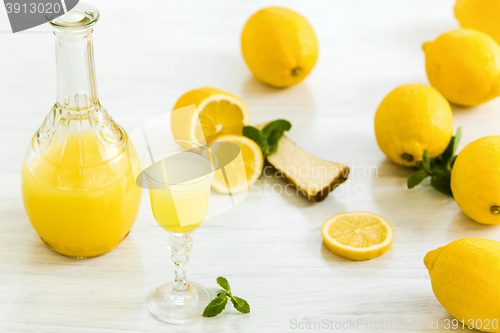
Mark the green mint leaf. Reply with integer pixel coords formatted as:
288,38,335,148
439,127,462,169
445,127,462,169
452,127,462,157
243,120,292,158
243,126,268,155
450,155,458,168
415,160,423,169
421,151,431,173
262,119,292,155
407,128,462,196
430,178,453,197
230,296,250,314
439,137,455,166
431,166,451,181
267,143,279,156
216,276,231,293
202,292,228,318
266,127,288,144
204,277,250,317
407,169,429,189
262,119,292,139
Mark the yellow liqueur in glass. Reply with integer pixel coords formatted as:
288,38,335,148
145,151,213,233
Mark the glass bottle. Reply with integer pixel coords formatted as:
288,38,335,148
21,3,142,258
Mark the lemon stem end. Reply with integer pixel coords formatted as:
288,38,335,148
291,67,302,77
401,153,414,162
424,246,445,273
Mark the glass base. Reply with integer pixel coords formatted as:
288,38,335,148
148,281,211,324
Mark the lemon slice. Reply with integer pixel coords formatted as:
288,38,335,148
321,211,394,261
171,87,250,143
210,135,263,193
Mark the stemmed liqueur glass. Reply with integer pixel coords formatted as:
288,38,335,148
142,141,218,324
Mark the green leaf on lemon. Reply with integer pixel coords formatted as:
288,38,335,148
406,127,462,196
243,119,291,158
407,170,428,189
243,126,267,153
430,178,453,196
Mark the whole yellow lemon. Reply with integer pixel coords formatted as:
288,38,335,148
451,136,500,224
423,29,500,107
374,84,453,167
424,238,500,332
455,0,500,45
241,7,318,88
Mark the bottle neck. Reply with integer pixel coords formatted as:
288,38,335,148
54,27,99,109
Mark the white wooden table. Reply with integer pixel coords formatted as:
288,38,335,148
2,0,500,332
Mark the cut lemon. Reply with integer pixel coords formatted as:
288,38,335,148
321,211,394,261
171,87,250,144
210,135,263,193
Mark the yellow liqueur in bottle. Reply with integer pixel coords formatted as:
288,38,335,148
21,3,142,258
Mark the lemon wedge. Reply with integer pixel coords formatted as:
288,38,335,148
210,135,263,193
171,87,250,144
321,211,394,261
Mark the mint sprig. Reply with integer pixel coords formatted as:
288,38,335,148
407,127,462,196
202,277,250,318
243,119,291,158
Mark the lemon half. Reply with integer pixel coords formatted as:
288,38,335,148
172,87,250,144
322,211,394,261
210,135,263,194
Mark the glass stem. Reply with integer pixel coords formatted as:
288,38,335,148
167,233,193,293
